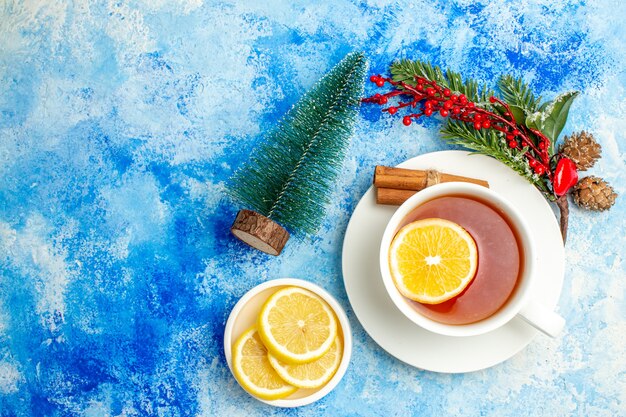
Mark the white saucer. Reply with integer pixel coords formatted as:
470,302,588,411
341,150,565,373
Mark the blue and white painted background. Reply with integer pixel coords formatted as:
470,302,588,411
1,1,624,416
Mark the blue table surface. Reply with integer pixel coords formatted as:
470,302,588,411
1,1,625,416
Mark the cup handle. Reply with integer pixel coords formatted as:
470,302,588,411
518,300,565,338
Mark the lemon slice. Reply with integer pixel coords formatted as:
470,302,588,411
389,218,478,304
268,336,342,389
231,327,297,400
258,286,337,364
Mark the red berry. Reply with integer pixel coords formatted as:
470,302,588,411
450,94,458,102
369,75,379,83
443,89,451,97
474,113,482,122
538,141,547,150
426,87,436,96
403,116,412,126
534,165,546,175
508,140,518,148
553,157,579,196
467,102,475,108
459,94,468,104
376,79,385,87
388,106,397,115
452,107,461,115
379,96,388,104
424,108,433,116
440,108,449,117
506,133,514,140
374,93,382,99
482,120,491,129
417,84,424,91
474,122,482,130
489,96,497,103
528,159,538,168
512,129,520,136
443,101,453,110
424,100,433,109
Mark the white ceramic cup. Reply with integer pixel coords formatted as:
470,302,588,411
379,182,565,338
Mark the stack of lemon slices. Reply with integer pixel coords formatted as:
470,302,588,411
231,286,343,400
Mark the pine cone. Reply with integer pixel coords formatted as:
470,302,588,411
572,176,617,211
559,131,602,171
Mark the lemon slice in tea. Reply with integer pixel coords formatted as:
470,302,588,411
389,218,478,304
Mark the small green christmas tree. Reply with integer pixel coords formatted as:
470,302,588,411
229,52,368,255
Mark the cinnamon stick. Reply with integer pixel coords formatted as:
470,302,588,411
373,166,489,205
374,166,490,190
377,188,419,205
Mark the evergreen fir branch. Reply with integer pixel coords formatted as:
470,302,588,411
390,59,495,104
498,75,542,112
228,52,368,234
441,121,552,197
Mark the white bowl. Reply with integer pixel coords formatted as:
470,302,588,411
223,278,352,407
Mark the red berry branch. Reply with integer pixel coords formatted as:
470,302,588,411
363,71,581,242
363,74,579,199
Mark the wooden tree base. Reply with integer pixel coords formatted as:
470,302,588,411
230,210,290,256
